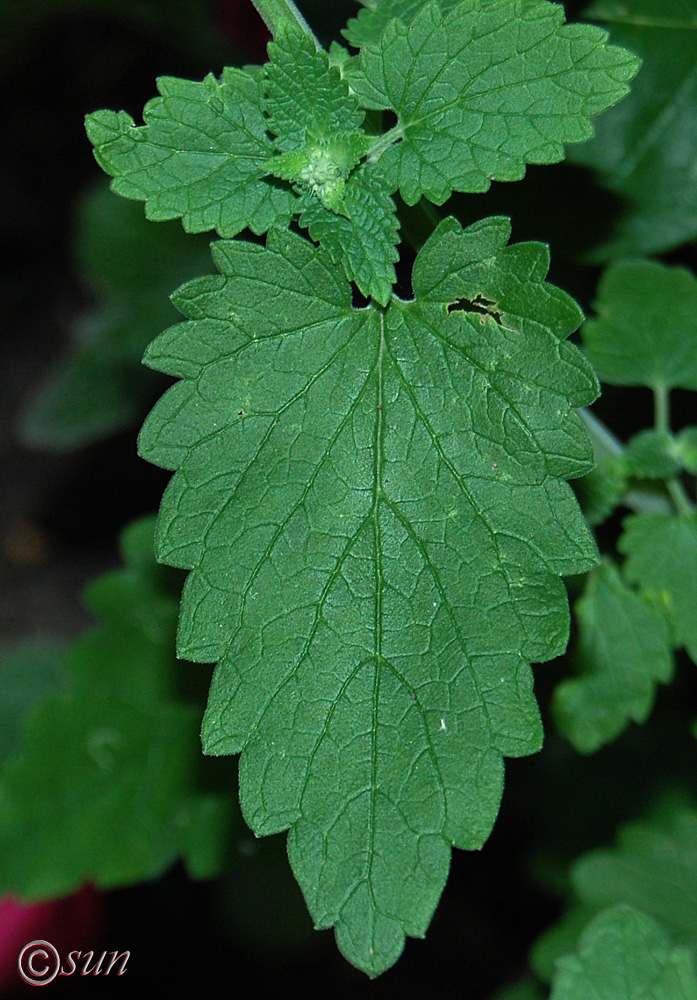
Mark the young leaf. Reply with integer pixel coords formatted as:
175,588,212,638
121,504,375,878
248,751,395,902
582,260,697,391
571,0,697,261
0,518,232,899
263,20,398,302
138,217,598,975
353,0,640,205
550,905,697,1000
0,641,66,770
85,68,295,237
297,164,399,305
619,513,697,664
553,561,673,754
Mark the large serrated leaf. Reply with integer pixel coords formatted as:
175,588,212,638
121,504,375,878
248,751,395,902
353,0,640,205
85,68,295,238
138,217,598,975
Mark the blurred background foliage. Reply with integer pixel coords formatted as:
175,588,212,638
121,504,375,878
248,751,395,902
1,1,696,996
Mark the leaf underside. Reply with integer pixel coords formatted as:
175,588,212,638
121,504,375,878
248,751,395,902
139,217,598,975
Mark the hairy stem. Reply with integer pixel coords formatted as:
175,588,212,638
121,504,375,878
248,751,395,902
250,0,320,44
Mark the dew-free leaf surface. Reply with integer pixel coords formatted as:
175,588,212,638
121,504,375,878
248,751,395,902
139,216,598,975
534,805,697,979
86,68,295,237
352,0,640,205
553,561,673,753
581,260,697,390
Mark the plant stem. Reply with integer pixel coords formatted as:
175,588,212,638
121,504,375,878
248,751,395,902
250,0,320,44
654,382,670,434
652,382,694,514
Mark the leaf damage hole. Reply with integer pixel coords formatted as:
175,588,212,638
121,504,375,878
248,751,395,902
447,293,503,325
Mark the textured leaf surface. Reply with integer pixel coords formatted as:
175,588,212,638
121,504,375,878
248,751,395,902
85,68,295,238
550,905,697,1000
0,518,231,899
582,261,697,390
620,513,697,663
298,165,399,305
139,217,597,974
353,0,640,205
264,21,397,301
535,805,697,978
572,0,697,260
553,562,673,753
19,183,211,450
265,21,364,152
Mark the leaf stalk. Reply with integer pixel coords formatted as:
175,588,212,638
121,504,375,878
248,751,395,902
250,0,320,45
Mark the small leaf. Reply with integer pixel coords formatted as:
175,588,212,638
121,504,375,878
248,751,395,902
85,68,295,238
624,429,682,479
139,218,598,975
582,261,697,391
354,0,640,205
550,905,697,1000
265,20,365,152
620,512,697,663
553,562,673,754
0,518,232,899
298,164,399,304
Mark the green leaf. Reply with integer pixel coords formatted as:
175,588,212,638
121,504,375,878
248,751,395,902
550,905,697,1000
0,517,232,899
619,512,697,663
265,20,365,152
19,183,212,450
262,20,398,301
298,164,399,305
85,68,295,238
677,427,697,475
353,0,640,205
343,0,462,48
537,804,697,979
624,429,683,479
582,261,697,391
553,562,673,754
138,217,598,975
571,0,697,260
0,641,66,770
573,457,627,526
